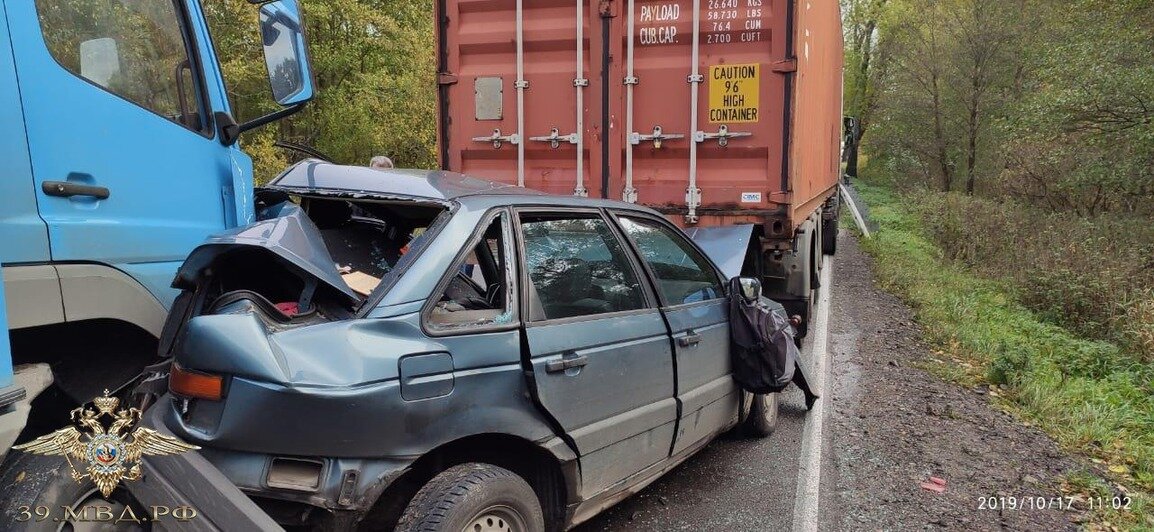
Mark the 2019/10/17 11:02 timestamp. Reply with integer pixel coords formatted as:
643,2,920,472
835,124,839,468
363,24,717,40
978,495,1132,512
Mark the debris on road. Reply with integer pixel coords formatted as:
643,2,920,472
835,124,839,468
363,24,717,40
920,477,948,493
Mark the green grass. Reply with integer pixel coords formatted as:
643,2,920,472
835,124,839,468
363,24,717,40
852,182,1154,530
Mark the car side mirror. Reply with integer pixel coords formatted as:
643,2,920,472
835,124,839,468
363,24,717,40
258,0,314,106
736,277,761,303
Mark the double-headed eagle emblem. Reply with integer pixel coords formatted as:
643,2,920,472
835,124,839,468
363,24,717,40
13,390,199,497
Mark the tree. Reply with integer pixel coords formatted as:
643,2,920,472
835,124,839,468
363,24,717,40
201,0,437,183
842,0,890,178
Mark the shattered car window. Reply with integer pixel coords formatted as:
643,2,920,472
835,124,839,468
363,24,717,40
521,214,647,320
427,212,517,330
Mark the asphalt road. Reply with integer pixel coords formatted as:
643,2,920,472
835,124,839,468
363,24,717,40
574,230,1087,531
575,256,835,531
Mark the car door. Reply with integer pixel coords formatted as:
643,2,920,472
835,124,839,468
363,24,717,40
7,0,236,305
517,209,676,500
614,213,736,456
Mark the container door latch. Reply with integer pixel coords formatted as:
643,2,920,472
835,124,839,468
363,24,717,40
630,125,684,149
472,129,521,149
529,127,579,149
694,125,752,147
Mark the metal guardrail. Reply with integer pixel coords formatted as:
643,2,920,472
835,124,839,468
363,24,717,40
839,181,876,238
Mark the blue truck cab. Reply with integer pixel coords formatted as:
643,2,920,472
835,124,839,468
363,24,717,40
0,0,314,457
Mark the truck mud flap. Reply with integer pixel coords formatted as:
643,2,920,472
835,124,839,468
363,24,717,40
131,403,282,531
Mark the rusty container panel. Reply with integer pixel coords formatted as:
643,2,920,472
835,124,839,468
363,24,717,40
437,0,600,197
787,0,843,226
617,0,787,223
436,0,842,239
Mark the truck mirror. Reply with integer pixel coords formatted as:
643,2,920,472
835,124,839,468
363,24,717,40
79,38,120,89
736,277,761,303
259,0,314,106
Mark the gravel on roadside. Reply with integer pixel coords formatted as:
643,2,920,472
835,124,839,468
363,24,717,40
822,231,1087,531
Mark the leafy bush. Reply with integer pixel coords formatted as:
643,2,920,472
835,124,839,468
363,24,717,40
903,190,1154,353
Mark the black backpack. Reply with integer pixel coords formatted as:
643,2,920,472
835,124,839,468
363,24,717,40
728,277,798,394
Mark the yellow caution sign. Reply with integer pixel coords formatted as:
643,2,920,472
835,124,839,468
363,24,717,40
709,63,760,123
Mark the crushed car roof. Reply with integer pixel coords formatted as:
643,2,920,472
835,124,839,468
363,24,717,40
268,159,546,201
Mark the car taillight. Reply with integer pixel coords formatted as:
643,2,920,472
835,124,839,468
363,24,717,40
170,364,225,401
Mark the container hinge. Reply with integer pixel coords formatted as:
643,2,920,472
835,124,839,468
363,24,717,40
771,59,798,73
629,125,684,149
514,79,530,89
623,76,639,85
768,190,792,205
685,187,702,224
574,78,589,87
694,125,753,147
437,72,459,85
687,74,704,84
529,127,579,149
473,129,520,149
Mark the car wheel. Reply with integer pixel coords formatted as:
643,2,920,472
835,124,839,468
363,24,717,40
396,463,544,532
0,451,150,531
743,392,779,438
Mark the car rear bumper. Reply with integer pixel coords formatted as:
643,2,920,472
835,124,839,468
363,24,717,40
131,403,283,531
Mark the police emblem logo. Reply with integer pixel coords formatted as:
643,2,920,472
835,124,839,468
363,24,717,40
13,390,199,497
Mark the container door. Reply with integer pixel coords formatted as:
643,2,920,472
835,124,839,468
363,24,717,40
620,0,784,223
518,210,676,499
8,0,234,305
440,0,598,197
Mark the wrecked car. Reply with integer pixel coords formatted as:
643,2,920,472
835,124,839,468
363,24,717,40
151,160,780,531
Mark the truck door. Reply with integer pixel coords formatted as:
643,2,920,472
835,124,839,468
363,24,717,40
613,213,736,455
7,0,236,306
518,209,676,500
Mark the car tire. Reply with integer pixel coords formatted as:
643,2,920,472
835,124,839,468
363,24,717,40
743,392,779,438
396,463,544,532
0,451,149,531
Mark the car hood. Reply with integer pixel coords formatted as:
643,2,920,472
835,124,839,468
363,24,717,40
173,202,361,307
683,224,755,280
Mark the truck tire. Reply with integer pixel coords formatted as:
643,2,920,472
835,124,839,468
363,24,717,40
0,451,149,531
822,217,838,255
396,463,544,532
742,392,779,437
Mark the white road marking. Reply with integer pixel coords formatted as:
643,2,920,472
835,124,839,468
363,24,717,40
792,255,833,532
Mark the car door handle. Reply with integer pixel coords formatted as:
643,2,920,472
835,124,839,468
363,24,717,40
678,332,703,347
545,354,589,373
42,181,110,200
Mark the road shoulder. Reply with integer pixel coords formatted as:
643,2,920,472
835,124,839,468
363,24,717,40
822,231,1085,530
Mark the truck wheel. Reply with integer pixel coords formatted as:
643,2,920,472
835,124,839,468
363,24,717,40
0,451,149,531
396,463,544,532
742,392,779,438
822,217,839,255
